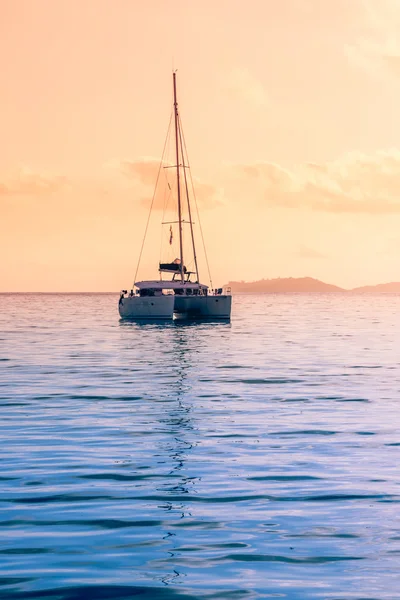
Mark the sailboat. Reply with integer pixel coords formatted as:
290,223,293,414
118,72,232,320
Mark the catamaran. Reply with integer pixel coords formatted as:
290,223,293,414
118,72,232,320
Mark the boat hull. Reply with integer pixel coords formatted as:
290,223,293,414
119,295,175,319
174,295,232,319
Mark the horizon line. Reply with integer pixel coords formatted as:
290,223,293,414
2,276,400,294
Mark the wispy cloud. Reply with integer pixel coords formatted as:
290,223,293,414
223,67,269,108
346,0,400,80
118,157,162,186
296,245,327,259
116,157,223,210
238,149,400,214
0,169,67,196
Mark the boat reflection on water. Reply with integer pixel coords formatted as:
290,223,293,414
119,316,233,328
153,324,197,586
119,319,230,587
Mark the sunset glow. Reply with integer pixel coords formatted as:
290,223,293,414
2,0,400,291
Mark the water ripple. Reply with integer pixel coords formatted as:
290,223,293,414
1,293,400,599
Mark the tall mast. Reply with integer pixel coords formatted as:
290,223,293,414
173,72,185,282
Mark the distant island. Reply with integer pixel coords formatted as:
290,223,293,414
351,282,400,293
225,277,400,293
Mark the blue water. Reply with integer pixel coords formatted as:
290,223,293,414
1,293,400,599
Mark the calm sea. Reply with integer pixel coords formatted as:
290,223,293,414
1,293,400,600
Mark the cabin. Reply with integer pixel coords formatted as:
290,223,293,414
135,280,209,297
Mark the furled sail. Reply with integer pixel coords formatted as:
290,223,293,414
159,258,187,274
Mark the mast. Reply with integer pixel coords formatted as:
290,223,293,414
173,72,185,282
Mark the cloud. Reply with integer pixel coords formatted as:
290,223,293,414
238,149,400,214
239,162,293,190
118,157,161,186
296,245,327,259
117,157,223,210
223,67,268,108
346,0,400,79
0,169,67,196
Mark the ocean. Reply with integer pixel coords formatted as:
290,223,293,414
1,292,400,599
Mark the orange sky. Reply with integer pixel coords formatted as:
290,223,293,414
2,0,400,291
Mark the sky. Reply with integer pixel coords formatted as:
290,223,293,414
2,0,400,291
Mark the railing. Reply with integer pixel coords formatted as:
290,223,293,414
212,287,232,296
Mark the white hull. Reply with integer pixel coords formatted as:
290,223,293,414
119,293,232,320
119,295,174,319
174,295,232,319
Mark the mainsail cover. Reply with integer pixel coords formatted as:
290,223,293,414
159,258,187,273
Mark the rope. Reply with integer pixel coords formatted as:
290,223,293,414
159,121,173,265
179,115,213,290
132,111,173,288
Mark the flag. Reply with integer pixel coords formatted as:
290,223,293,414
169,225,173,245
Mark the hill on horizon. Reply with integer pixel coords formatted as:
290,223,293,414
225,277,400,293
351,281,400,293
226,277,345,293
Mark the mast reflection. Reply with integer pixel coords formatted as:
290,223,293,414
156,323,197,585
